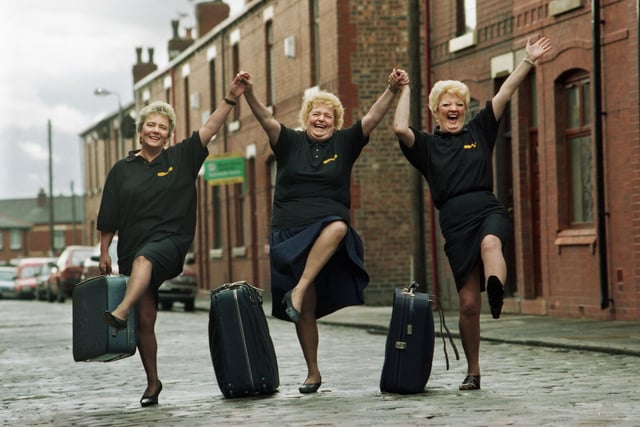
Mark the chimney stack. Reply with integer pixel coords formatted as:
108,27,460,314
196,0,231,36
132,47,158,84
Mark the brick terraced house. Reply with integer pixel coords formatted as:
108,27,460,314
81,0,639,321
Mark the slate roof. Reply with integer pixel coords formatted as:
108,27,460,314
0,192,85,228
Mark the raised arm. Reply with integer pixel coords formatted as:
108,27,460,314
361,68,409,137
239,71,281,145
492,36,552,120
393,83,415,149
198,73,246,146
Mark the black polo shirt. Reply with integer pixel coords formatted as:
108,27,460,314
97,131,208,268
399,101,499,209
271,120,368,231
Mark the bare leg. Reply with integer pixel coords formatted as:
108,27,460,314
111,256,153,321
480,234,506,283
289,221,348,312
458,264,482,379
480,235,506,319
296,285,321,386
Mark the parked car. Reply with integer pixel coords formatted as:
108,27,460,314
80,237,119,281
0,266,18,299
48,245,94,302
158,254,197,312
13,258,58,300
35,260,61,302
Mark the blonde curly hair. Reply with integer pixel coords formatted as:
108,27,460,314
428,80,470,117
299,91,344,130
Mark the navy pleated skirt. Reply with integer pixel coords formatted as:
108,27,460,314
269,216,369,321
438,191,512,292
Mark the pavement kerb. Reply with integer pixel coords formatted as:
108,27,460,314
194,293,640,358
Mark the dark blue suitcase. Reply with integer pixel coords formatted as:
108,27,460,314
208,281,279,398
72,275,136,362
380,281,435,394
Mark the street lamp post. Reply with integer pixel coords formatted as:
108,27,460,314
94,88,125,158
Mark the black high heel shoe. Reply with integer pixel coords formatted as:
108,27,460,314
487,276,504,319
140,380,163,407
299,380,321,394
103,311,127,337
282,290,300,324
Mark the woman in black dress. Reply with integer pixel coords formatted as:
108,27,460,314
99,75,246,406
239,69,408,393
393,37,551,390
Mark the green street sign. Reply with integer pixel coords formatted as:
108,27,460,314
204,154,245,185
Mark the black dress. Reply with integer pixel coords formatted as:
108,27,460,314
269,121,370,321
399,102,512,291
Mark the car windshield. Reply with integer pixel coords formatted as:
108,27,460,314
21,265,41,278
0,269,16,280
71,250,94,266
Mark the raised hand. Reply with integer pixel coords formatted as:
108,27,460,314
526,36,552,62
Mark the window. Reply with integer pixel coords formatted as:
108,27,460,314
233,182,245,247
265,20,275,106
209,58,217,112
560,73,593,225
183,76,191,140
232,44,240,122
10,229,21,250
456,0,476,36
309,0,320,86
53,230,65,251
212,185,222,249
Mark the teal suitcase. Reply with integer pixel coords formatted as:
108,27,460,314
72,275,136,362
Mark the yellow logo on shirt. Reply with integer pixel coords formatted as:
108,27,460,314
464,142,477,150
323,154,338,164
157,166,174,176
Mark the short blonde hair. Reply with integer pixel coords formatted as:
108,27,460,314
299,91,344,130
136,101,177,137
428,80,470,116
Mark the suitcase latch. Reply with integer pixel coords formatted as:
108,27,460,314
395,341,407,350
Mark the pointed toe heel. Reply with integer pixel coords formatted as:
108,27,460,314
487,276,504,319
282,290,300,324
299,381,321,394
103,311,127,337
140,381,163,407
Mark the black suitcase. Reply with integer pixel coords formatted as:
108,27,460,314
208,281,279,398
72,275,136,362
380,281,436,394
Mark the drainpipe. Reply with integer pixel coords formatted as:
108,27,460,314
423,1,439,305
408,0,427,293
592,0,610,309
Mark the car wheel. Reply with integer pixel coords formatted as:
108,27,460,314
160,301,173,311
56,286,66,303
47,285,55,303
184,300,195,312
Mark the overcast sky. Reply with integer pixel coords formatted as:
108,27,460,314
0,0,243,200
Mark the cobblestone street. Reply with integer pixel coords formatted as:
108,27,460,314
1,299,638,426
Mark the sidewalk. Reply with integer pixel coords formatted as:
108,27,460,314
196,293,640,357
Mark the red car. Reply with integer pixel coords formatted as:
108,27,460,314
13,258,57,300
48,245,94,302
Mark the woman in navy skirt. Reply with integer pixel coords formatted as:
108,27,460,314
240,69,408,393
393,36,551,390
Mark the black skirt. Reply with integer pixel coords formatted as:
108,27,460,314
269,216,369,321
439,191,512,292
119,238,185,302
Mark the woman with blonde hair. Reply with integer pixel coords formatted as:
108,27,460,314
99,74,246,406
394,36,551,391
239,68,408,393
